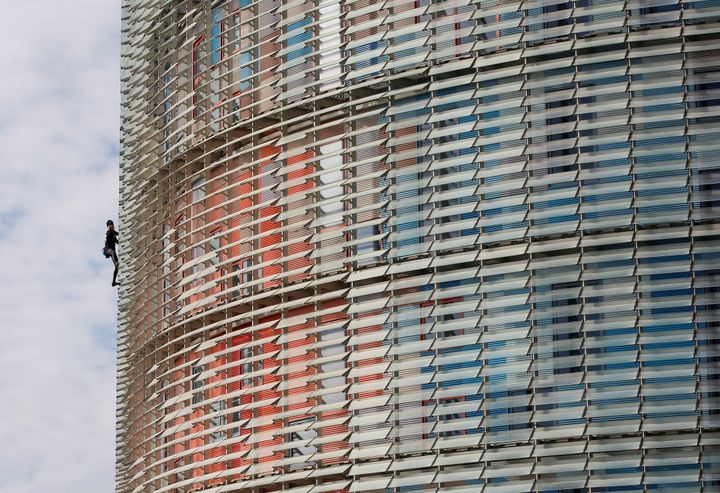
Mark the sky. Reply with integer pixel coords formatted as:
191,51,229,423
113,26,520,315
0,1,120,491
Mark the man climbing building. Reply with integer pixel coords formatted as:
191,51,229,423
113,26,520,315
104,219,121,287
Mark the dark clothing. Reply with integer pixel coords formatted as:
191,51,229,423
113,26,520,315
109,249,119,285
105,230,119,250
105,229,119,285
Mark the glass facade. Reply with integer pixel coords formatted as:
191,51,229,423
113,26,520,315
118,1,720,492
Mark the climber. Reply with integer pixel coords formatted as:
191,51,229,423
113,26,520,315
104,219,121,287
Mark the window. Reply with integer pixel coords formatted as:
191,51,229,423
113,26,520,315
209,401,227,443
320,328,346,404
192,36,206,118
162,63,172,160
209,237,221,266
286,416,316,467
191,176,205,202
192,246,204,275
210,7,223,65
319,141,344,222
232,258,253,298
240,346,262,388
191,363,204,405
438,397,466,437
173,459,185,493
319,2,342,89
356,224,380,266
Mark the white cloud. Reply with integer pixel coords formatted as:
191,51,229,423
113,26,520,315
0,1,120,492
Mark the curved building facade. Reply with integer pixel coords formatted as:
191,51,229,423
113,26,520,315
118,1,720,492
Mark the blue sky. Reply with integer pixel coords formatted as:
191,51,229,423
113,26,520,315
0,1,120,491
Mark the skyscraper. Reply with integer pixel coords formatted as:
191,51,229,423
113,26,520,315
117,1,720,492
